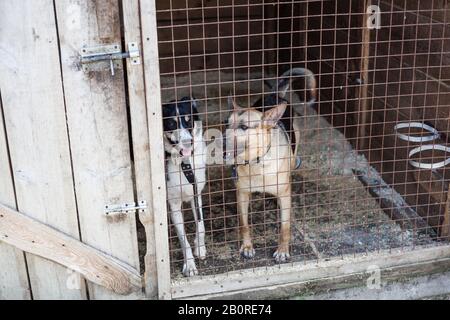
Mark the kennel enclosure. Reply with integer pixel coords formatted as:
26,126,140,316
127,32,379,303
0,0,450,300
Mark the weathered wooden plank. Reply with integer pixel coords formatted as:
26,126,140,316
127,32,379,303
122,0,158,299
0,97,31,300
54,0,142,300
172,245,450,299
0,203,142,296
0,0,86,300
140,0,172,300
188,256,450,300
356,0,372,150
443,188,450,237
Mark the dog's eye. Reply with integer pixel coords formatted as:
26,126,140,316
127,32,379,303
239,124,249,131
165,119,177,130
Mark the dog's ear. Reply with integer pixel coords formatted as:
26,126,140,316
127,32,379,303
263,103,287,127
191,97,198,115
191,98,198,111
228,95,242,111
191,98,201,121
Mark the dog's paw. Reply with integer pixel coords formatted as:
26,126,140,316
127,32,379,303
240,243,256,259
194,245,207,260
273,245,290,263
182,260,198,277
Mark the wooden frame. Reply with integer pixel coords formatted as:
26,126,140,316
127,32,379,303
140,0,172,300
122,0,159,299
442,188,450,238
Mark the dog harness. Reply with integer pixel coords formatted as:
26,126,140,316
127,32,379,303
165,146,202,222
181,161,196,185
181,160,201,215
165,150,197,185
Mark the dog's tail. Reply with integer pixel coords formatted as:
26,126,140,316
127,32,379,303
268,68,317,170
268,68,317,107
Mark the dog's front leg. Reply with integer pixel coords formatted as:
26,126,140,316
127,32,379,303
170,200,198,277
238,190,255,258
191,196,207,260
274,190,291,263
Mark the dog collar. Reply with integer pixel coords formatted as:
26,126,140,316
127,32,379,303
241,123,300,167
181,161,196,185
180,160,201,213
243,143,271,165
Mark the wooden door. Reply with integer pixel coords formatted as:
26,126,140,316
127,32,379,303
0,0,151,299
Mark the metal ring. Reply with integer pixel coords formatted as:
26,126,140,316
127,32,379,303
408,144,450,169
394,122,440,143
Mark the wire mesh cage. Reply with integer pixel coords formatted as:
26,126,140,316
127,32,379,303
154,0,450,282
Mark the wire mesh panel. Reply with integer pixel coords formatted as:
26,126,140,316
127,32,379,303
154,0,450,282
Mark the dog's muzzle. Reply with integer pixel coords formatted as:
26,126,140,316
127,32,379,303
169,128,193,158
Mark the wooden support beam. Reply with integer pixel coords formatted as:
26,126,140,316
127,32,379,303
171,245,450,299
140,0,172,300
122,0,159,299
442,189,450,238
0,203,142,296
357,0,371,150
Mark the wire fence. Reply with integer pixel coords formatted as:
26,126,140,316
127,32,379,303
155,0,450,279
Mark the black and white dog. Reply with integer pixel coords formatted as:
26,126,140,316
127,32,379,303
163,97,206,277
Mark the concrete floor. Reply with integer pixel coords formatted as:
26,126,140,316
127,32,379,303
297,271,450,300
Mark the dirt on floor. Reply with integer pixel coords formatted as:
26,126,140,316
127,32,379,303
151,71,435,279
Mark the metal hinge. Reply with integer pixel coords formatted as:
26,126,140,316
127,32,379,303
80,42,141,76
104,200,147,216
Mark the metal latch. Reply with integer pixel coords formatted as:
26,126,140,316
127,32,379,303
80,42,141,76
104,200,147,216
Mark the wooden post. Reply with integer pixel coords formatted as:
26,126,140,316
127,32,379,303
122,0,159,299
442,188,450,238
357,0,371,150
140,0,172,300
265,1,278,76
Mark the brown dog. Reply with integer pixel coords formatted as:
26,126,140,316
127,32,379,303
224,68,316,262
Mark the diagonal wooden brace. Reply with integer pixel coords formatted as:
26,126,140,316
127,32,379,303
0,203,142,295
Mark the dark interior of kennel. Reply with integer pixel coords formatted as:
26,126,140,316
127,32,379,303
155,0,450,276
